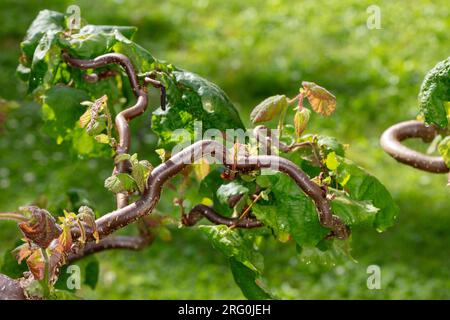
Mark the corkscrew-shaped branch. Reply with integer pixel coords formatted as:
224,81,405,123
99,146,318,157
380,120,449,174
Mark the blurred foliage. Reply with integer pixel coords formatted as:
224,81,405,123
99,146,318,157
0,0,449,299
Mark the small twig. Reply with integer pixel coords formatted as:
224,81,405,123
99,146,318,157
144,76,166,111
67,235,154,263
0,212,28,222
182,204,262,228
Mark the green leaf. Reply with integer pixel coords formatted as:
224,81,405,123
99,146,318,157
335,156,398,232
199,168,232,215
438,136,450,168
250,95,288,124
55,255,99,292
216,181,249,205
131,160,152,193
111,31,157,74
28,31,61,93
152,71,244,149
229,258,273,300
41,86,88,139
115,153,131,163
83,256,100,290
59,25,137,59
94,134,110,144
325,151,339,170
253,174,329,247
316,135,346,157
418,57,450,128
104,173,136,193
296,239,352,268
330,189,378,226
0,241,28,279
20,10,65,66
199,225,263,273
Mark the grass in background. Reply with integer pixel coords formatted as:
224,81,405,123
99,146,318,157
0,0,448,299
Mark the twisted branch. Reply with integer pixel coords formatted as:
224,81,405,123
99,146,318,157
63,53,167,209
68,140,349,241
67,234,155,263
380,120,449,173
182,204,263,228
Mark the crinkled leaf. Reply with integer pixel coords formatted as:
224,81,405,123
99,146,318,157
26,250,45,280
152,71,244,149
250,95,288,124
302,81,336,116
20,10,65,65
216,181,249,206
418,57,450,128
59,25,137,59
334,156,398,232
294,108,311,137
253,174,329,247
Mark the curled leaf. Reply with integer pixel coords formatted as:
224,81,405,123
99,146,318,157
84,95,108,134
294,108,311,138
18,206,62,249
250,95,288,124
302,81,336,116
26,250,45,281
79,108,91,128
12,243,34,264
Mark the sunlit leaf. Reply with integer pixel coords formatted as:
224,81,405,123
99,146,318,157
294,107,311,138
302,81,336,116
250,95,288,124
438,136,450,167
104,173,136,193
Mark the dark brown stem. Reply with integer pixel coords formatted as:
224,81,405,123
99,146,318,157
182,204,263,228
82,70,118,83
144,76,166,111
63,52,140,96
380,120,449,173
70,140,349,241
64,53,150,208
67,235,154,263
253,125,326,171
114,90,149,208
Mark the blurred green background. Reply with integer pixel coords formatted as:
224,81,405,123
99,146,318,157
0,0,449,299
